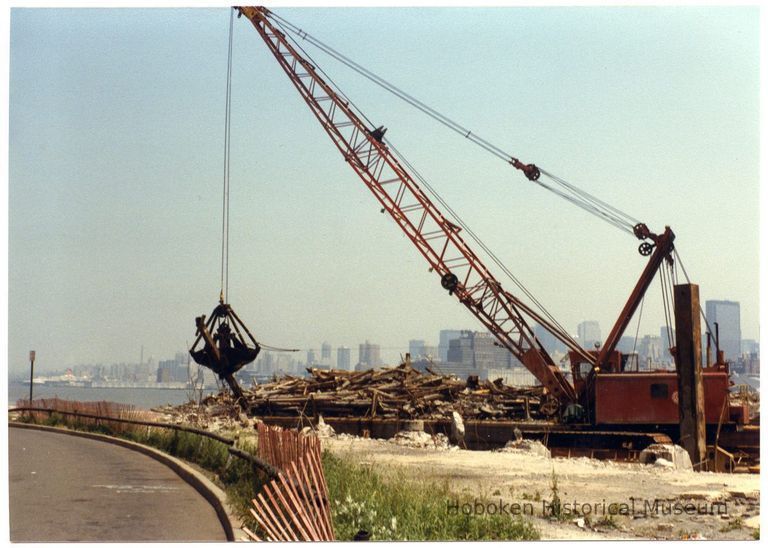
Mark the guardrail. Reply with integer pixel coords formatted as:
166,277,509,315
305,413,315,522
8,406,280,478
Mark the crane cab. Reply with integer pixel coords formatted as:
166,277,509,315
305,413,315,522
569,350,745,426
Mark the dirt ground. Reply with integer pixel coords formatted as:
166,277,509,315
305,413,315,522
323,435,760,540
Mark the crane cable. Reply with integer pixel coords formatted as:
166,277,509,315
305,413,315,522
266,11,641,235
221,7,234,304
387,140,580,351
218,10,301,354
673,249,715,341
265,13,581,350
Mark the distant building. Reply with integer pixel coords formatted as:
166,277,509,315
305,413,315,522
447,331,512,370
577,321,601,350
408,339,426,360
307,349,317,366
423,344,438,360
741,339,759,356
438,329,465,362
705,300,741,362
636,335,669,368
357,340,382,369
472,332,512,369
616,335,636,354
660,326,675,353
156,358,186,383
533,323,566,354
447,332,473,365
321,342,332,362
421,360,538,387
337,346,351,370
487,367,539,387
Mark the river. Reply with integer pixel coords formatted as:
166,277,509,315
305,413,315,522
7,382,219,410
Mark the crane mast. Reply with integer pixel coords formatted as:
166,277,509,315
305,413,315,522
236,6,590,404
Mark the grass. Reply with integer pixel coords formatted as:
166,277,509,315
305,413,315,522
720,517,744,533
322,451,539,541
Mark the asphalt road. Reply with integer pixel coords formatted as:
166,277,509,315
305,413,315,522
9,426,229,542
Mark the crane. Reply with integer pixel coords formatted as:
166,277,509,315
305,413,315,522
233,6,737,426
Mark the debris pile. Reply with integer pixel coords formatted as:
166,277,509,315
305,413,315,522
228,363,550,421
638,443,693,471
496,439,551,458
389,430,453,450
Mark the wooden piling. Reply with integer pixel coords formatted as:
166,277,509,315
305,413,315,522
673,283,707,470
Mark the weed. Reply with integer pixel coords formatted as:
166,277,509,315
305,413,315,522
594,514,618,529
548,468,562,519
323,451,539,541
720,517,744,533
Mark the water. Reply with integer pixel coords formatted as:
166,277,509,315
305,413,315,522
7,382,219,410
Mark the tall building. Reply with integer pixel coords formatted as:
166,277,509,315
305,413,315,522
422,345,438,360
637,335,665,368
357,340,382,369
321,342,332,361
616,335,636,354
337,346,351,370
447,331,511,370
307,349,317,366
660,326,675,352
472,332,512,369
438,329,465,362
156,358,186,383
408,339,426,359
533,323,566,354
447,332,474,365
705,300,741,362
577,321,601,349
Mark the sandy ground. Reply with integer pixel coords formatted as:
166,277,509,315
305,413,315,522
324,435,760,540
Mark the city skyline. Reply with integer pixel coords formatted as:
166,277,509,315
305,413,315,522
14,314,758,377
7,7,761,375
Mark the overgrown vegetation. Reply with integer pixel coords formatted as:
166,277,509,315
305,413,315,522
322,451,539,541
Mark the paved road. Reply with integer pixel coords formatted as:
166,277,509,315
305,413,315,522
9,426,229,542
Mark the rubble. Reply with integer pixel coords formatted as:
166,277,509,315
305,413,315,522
390,431,453,450
230,362,549,421
638,444,693,471
450,411,465,445
496,439,551,458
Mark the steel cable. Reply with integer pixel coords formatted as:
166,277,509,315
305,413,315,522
221,8,235,302
386,140,580,350
268,10,640,235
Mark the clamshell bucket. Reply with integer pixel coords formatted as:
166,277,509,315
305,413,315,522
189,301,261,379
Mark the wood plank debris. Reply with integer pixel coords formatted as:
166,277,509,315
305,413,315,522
216,362,550,421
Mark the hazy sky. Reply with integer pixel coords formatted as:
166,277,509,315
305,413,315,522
7,5,761,373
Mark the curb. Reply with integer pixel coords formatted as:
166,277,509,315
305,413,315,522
9,421,243,542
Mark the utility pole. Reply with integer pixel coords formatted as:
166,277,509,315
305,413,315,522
28,350,36,407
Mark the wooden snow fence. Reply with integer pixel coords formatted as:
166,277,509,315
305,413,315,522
244,423,335,541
